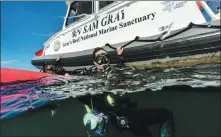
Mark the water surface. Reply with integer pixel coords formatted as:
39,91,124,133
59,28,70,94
1,64,220,136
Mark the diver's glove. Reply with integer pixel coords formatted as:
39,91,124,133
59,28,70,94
117,56,126,69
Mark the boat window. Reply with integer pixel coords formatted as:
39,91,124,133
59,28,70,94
99,1,115,10
66,1,93,26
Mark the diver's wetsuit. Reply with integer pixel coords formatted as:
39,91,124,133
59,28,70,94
51,60,67,75
79,55,131,80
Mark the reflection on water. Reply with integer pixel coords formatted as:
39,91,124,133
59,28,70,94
1,81,44,119
1,64,220,119
143,64,220,91
0,81,66,119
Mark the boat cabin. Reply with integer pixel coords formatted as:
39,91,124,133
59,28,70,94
63,1,117,29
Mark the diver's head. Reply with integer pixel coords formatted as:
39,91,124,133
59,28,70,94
93,47,110,70
43,64,55,74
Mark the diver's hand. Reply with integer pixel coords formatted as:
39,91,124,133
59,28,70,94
117,47,123,56
56,56,61,61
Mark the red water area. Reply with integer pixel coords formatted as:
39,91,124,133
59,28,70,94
1,68,53,83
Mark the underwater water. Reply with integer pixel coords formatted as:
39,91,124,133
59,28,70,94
1,64,220,136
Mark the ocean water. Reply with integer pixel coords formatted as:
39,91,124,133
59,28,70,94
1,64,220,136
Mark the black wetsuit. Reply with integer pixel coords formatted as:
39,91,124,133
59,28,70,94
52,60,67,75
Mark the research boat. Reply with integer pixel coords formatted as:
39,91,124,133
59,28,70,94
31,1,220,71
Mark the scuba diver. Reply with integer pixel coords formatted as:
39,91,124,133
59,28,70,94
93,46,125,70
74,47,128,78
76,46,174,137
87,46,147,90
42,56,69,75
69,46,127,80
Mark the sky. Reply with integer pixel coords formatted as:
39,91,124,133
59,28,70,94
1,1,67,71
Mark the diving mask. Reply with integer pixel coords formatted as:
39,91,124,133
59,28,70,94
43,65,55,73
94,53,110,65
